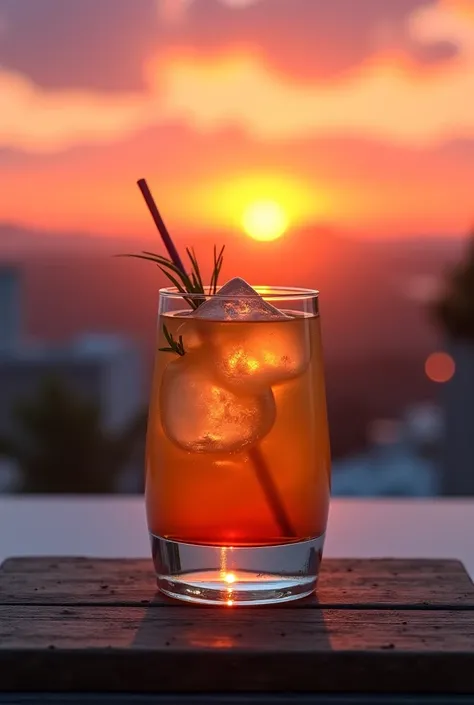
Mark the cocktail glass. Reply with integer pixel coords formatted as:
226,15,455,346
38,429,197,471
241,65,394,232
146,279,330,605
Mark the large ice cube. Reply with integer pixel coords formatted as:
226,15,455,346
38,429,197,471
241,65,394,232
193,278,310,391
160,351,276,453
210,317,311,391
195,278,290,321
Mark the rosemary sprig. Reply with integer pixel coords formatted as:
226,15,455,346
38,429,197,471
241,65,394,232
186,247,204,294
210,245,225,295
120,245,226,357
120,252,198,309
120,246,225,310
159,327,185,356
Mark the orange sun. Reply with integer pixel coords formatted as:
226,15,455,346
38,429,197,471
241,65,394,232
241,200,288,242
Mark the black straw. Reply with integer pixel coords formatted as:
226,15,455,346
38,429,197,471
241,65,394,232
249,447,296,538
137,178,185,273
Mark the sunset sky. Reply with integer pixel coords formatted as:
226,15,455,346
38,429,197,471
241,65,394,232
0,0,473,242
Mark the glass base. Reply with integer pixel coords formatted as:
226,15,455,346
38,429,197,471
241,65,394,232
150,533,325,605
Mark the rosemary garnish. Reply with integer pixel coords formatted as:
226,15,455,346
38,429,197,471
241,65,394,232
121,245,225,310
121,244,225,356
209,244,225,296
159,327,185,356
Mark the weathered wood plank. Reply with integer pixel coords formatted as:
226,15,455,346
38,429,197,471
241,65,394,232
1,558,472,608
2,697,474,705
2,605,474,650
0,606,474,693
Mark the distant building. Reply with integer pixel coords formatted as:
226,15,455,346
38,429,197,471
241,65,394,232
439,342,474,495
0,458,18,492
0,333,144,435
0,267,144,437
332,410,439,497
0,266,21,350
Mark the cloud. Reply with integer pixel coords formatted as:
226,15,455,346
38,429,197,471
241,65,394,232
161,0,458,81
1,39,474,154
0,0,472,154
409,0,474,57
0,0,158,91
156,51,474,146
0,68,149,152
0,0,457,96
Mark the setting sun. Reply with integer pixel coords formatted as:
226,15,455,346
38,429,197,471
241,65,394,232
242,200,288,241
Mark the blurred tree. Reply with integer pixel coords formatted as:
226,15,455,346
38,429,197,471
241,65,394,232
432,233,474,340
431,231,474,496
0,376,146,493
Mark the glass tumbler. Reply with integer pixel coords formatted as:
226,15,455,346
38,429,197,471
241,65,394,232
146,286,331,605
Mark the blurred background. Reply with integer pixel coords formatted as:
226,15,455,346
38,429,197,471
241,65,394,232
0,0,473,497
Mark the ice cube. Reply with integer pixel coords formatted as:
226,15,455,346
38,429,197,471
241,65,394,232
210,316,311,392
194,278,290,321
193,278,309,391
160,350,276,453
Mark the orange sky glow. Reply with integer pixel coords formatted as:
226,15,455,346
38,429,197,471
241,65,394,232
0,0,473,243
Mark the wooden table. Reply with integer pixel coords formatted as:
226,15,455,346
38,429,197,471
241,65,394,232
1,556,474,704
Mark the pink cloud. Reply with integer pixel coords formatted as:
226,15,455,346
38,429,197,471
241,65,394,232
0,0,457,95
159,0,457,82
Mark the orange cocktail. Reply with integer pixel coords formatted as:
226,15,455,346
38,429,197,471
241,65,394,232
146,279,330,605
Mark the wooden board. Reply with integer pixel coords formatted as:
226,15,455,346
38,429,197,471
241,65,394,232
1,606,474,693
1,558,474,696
1,557,473,608
0,606,474,692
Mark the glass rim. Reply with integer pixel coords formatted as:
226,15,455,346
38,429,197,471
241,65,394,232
159,285,319,300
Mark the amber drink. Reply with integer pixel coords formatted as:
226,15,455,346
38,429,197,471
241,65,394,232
146,279,330,605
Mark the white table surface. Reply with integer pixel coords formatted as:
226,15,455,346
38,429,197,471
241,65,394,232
1,496,473,577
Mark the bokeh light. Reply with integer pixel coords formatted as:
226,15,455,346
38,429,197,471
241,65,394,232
425,352,455,383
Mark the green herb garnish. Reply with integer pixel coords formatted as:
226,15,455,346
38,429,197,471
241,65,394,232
209,244,225,296
122,244,225,307
121,244,225,356
158,327,186,356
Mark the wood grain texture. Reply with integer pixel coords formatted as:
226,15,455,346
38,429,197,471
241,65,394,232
1,606,474,693
1,557,472,608
1,557,474,695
